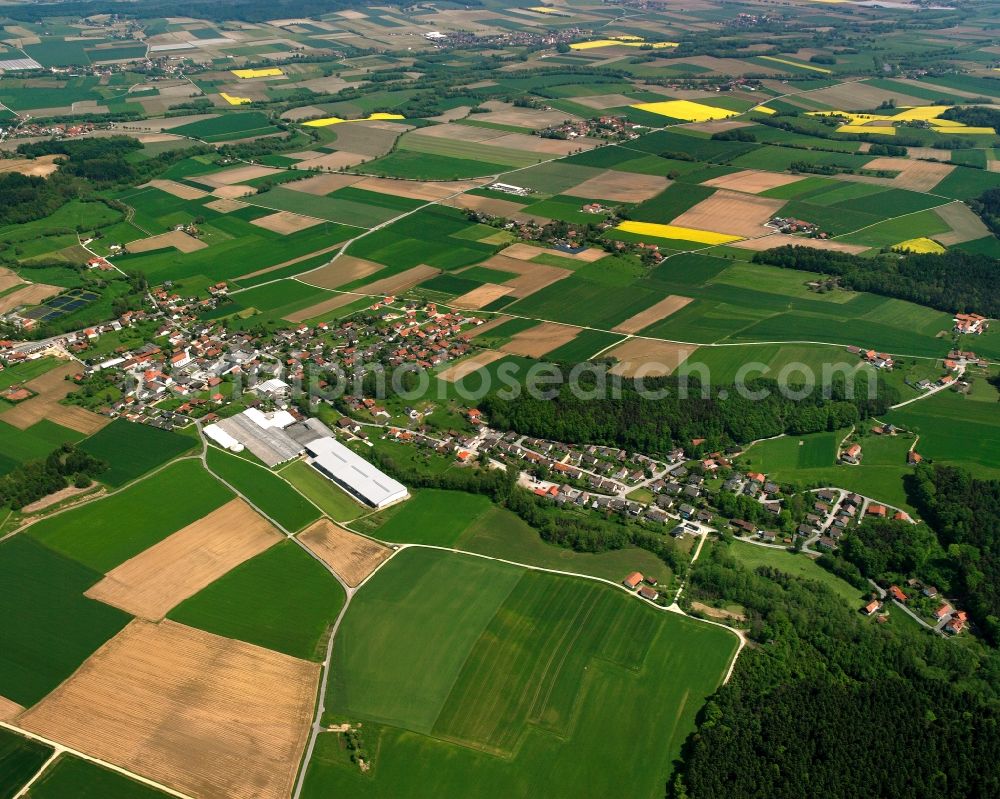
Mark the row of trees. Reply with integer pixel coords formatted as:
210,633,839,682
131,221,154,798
0,444,106,510
753,245,1000,317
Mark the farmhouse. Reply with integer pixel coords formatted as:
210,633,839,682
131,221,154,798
841,443,862,464
623,571,644,590
305,436,408,508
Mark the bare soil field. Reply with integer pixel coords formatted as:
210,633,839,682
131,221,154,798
671,190,784,237
203,198,248,213
127,230,208,254
0,695,24,721
237,243,347,281
125,113,221,132
250,210,324,234
565,170,669,202
143,178,209,199
322,121,408,157
450,283,514,310
0,362,107,435
479,100,580,127
904,147,953,161
19,619,320,799
861,157,954,192
613,295,693,334
283,292,361,323
354,176,487,201
730,235,869,254
298,519,392,587
500,322,583,358
295,151,369,171
607,338,697,377
437,350,507,382
406,122,504,143
691,601,747,622
299,255,382,289
702,169,803,194
193,164,283,187
85,499,282,620
346,264,441,298
476,254,571,298
501,243,606,262
487,131,598,155
211,185,256,199
444,193,546,222
21,483,100,514
934,201,992,245
0,268,22,293
806,82,929,110
0,154,60,177
682,120,755,135
0,283,60,314
48,404,110,435
570,93,640,110
286,172,364,196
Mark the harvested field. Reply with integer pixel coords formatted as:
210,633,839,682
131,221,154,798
487,132,598,155
129,113,221,132
19,619,320,799
934,201,991,244
286,172,364,196
298,519,392,587
193,164,282,187
500,322,583,358
0,270,22,293
702,169,803,194
681,120,754,135
0,362,108,434
126,230,208,254
354,176,487,201
806,82,929,110
284,292,359,323
861,157,954,192
450,283,514,310
476,254,571,298
211,185,255,199
571,93,640,110
0,154,60,177
730,235,870,254
294,151,368,171
613,295,693,334
479,100,579,128
415,122,504,143
85,499,281,620
250,210,324,234
565,170,669,203
437,350,506,382
143,178,208,199
203,198,247,213
607,338,697,377
0,694,24,721
342,264,441,297
299,255,382,289
0,283,60,314
45,404,109,436
671,190,785,237
445,193,545,222
309,122,403,158
501,242,606,262
905,147,952,161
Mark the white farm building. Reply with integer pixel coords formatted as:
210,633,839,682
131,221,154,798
305,437,408,509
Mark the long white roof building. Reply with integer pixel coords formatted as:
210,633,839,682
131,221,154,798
305,437,408,509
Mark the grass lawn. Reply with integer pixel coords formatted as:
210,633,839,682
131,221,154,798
26,459,232,572
25,755,173,799
206,447,321,533
0,536,131,707
364,489,492,546
280,459,366,522
724,539,867,608
168,541,345,661
79,419,195,487
456,505,674,587
0,728,53,799
309,548,736,799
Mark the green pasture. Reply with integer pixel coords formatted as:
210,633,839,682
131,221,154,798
279,459,365,522
25,755,173,799
0,420,84,476
0,728,52,799
311,548,736,799
360,151,510,180
79,419,194,487
26,460,232,572
169,541,345,661
0,536,130,706
364,489,492,546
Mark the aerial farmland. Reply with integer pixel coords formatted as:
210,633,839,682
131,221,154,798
1,0,1000,797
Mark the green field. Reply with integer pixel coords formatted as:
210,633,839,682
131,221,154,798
0,728,52,799
280,459,366,522
309,548,736,799
25,755,172,799
0,420,84,476
27,460,232,572
79,419,195,487
0,536,131,706
206,448,321,532
169,112,280,142
169,541,345,660
365,489,492,546
360,151,510,180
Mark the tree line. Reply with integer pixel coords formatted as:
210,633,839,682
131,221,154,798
753,245,1000,317
0,444,106,510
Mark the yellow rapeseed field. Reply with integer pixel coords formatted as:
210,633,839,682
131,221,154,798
759,56,832,74
231,68,284,79
617,221,742,245
631,100,739,122
892,237,946,254
220,93,252,106
303,113,405,127
890,105,952,121
837,124,896,135
932,126,996,135
570,38,677,50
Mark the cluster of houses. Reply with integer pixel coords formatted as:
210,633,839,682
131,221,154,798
767,215,828,238
953,313,988,335
845,345,894,370
882,581,968,634
537,115,641,142
623,571,660,602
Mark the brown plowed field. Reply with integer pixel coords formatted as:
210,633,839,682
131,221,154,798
298,519,392,587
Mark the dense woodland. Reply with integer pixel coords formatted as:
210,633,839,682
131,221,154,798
482,373,893,457
969,187,1000,237
0,444,105,510
754,245,1000,317
674,542,1000,799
